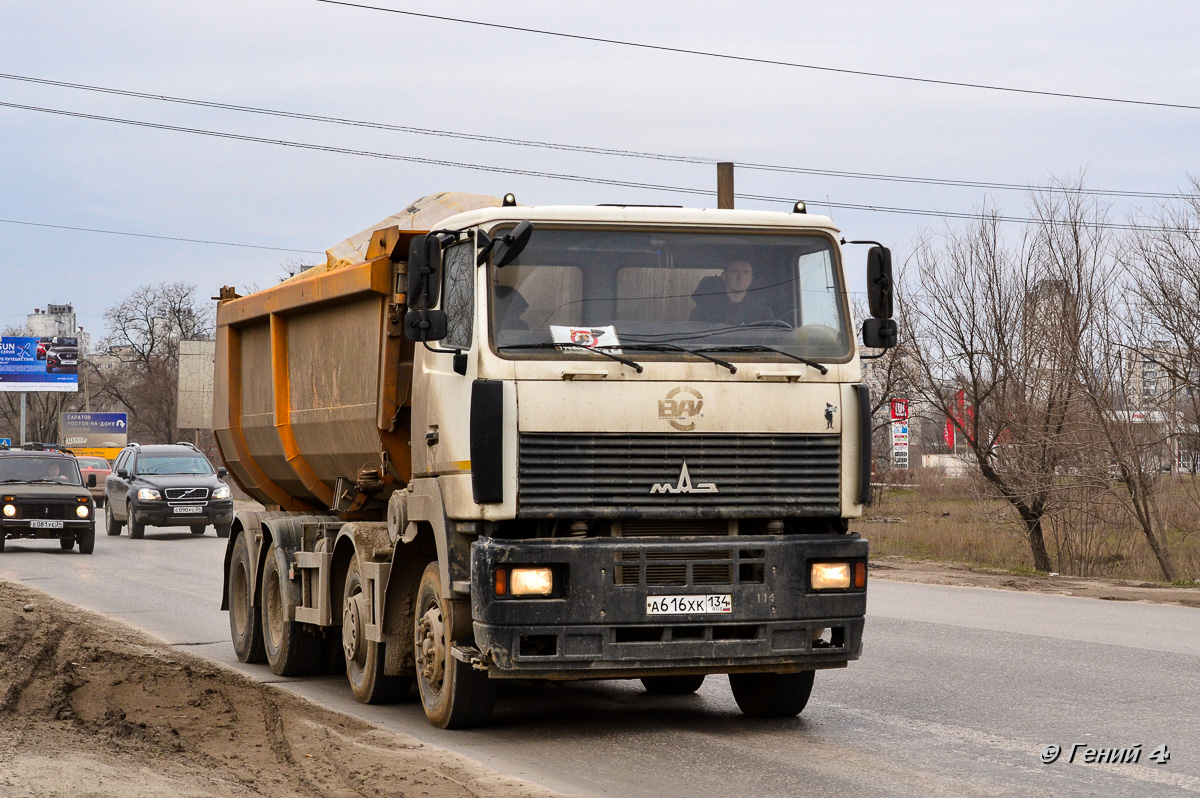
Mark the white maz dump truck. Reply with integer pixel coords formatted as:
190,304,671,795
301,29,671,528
216,190,897,727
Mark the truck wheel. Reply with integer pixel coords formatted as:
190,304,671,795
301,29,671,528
641,675,706,695
128,503,145,539
342,555,410,703
261,543,321,676
414,562,496,728
215,522,232,539
190,524,207,535
228,532,266,663
60,536,75,551
78,525,95,555
728,670,815,718
105,508,123,536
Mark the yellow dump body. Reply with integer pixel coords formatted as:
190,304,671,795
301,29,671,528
213,193,503,511
213,255,411,511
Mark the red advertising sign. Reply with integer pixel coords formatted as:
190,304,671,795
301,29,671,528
890,398,909,421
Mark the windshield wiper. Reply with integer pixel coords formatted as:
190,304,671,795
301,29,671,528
499,343,644,373
611,344,737,373
696,345,829,375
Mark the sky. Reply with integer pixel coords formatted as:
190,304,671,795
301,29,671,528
2,1,1197,342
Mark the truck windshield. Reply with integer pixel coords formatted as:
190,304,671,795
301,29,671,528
489,229,851,361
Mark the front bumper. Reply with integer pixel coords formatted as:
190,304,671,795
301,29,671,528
471,534,867,679
132,499,233,528
2,518,94,540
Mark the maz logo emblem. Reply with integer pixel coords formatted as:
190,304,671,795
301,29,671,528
650,461,718,494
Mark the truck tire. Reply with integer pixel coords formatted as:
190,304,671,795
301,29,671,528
728,670,815,718
105,508,123,536
641,675,706,695
342,555,410,703
128,503,145,539
190,524,207,535
414,562,496,728
262,543,321,676
228,532,267,663
78,525,95,555
60,536,75,551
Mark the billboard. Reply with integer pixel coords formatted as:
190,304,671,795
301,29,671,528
176,340,215,430
59,412,128,460
0,336,78,392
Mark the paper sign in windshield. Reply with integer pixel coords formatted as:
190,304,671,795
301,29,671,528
550,325,621,352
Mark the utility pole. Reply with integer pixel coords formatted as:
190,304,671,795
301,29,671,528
19,392,26,446
717,162,734,209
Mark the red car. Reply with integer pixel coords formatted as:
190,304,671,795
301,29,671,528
36,337,50,360
75,456,112,507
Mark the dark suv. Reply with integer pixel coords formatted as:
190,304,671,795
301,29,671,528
45,336,79,374
104,443,233,538
0,444,97,553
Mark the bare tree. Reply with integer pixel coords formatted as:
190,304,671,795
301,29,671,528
907,192,1101,573
95,282,214,444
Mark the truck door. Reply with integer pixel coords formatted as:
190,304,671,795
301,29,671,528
413,241,478,477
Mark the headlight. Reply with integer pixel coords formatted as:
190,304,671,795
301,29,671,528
211,484,231,500
76,504,90,518
509,567,555,596
2,504,14,517
810,562,851,591
137,488,161,501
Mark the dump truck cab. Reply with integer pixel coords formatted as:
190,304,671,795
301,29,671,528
216,195,895,729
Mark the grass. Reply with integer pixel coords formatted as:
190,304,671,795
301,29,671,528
860,475,1200,583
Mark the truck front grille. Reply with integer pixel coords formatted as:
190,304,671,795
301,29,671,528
517,433,841,518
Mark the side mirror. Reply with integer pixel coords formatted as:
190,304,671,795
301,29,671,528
116,468,129,479
492,220,534,268
862,318,898,349
87,474,97,488
867,246,894,319
404,309,449,342
216,466,228,478
406,234,443,310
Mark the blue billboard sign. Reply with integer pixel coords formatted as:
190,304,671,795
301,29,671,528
59,412,128,449
0,336,78,392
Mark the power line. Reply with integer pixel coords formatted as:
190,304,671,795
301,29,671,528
0,217,322,254
315,0,1200,113
2,72,1190,201
1,100,1194,235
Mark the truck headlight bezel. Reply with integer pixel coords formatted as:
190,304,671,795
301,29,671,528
494,566,559,598
809,560,867,592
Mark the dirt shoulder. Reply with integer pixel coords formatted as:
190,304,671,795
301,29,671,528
871,555,1200,608
0,579,558,798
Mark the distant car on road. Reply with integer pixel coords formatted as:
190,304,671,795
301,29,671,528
75,456,112,507
45,337,79,374
104,442,233,538
0,445,97,553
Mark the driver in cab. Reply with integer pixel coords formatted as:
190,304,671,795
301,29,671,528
690,259,775,326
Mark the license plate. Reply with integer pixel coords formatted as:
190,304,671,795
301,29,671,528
30,520,64,529
646,594,732,615
172,506,203,514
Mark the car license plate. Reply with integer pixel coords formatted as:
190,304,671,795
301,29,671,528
172,506,203,514
30,520,64,529
646,594,732,615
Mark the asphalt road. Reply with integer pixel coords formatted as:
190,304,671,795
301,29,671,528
2,512,1199,797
